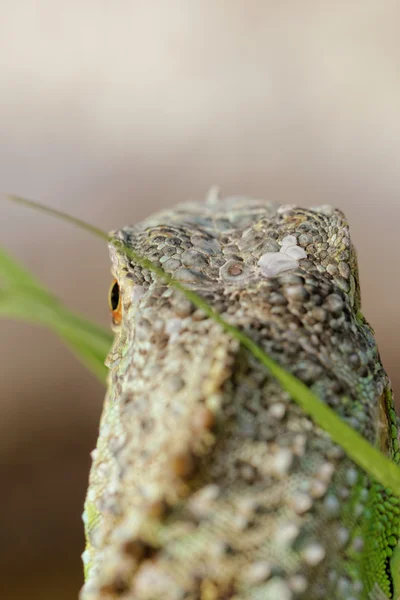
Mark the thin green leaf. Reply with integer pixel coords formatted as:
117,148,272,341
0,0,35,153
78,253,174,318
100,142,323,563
7,195,107,240
6,194,400,496
0,248,112,383
0,247,48,290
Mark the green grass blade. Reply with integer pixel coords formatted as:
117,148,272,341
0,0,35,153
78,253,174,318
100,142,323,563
0,248,112,383
7,195,108,240
6,194,400,495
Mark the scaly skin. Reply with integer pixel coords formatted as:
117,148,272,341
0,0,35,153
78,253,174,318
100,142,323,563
80,196,400,600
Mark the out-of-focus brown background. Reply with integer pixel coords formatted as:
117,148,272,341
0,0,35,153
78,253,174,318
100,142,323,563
1,2,400,598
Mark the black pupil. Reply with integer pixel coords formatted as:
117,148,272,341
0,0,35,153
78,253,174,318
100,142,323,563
110,282,120,311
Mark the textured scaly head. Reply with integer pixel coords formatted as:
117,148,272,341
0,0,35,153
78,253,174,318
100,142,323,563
107,197,361,328
82,196,395,600
106,197,366,399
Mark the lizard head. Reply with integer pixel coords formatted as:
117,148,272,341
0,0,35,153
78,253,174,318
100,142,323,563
107,196,361,340
104,195,365,404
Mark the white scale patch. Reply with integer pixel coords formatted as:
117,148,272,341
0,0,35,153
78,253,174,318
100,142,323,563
258,235,307,278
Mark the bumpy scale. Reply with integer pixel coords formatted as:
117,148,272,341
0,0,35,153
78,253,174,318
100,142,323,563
81,196,400,600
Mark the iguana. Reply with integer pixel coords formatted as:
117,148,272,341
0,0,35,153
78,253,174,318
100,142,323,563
80,195,400,600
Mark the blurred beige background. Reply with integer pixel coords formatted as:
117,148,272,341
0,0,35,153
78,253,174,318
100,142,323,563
1,2,400,598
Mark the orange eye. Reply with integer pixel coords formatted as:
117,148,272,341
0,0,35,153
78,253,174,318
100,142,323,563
108,279,122,325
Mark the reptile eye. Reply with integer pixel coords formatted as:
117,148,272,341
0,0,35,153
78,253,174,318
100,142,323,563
109,279,122,325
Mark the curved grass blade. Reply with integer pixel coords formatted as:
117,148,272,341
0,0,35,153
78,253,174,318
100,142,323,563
6,194,400,495
0,247,112,383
